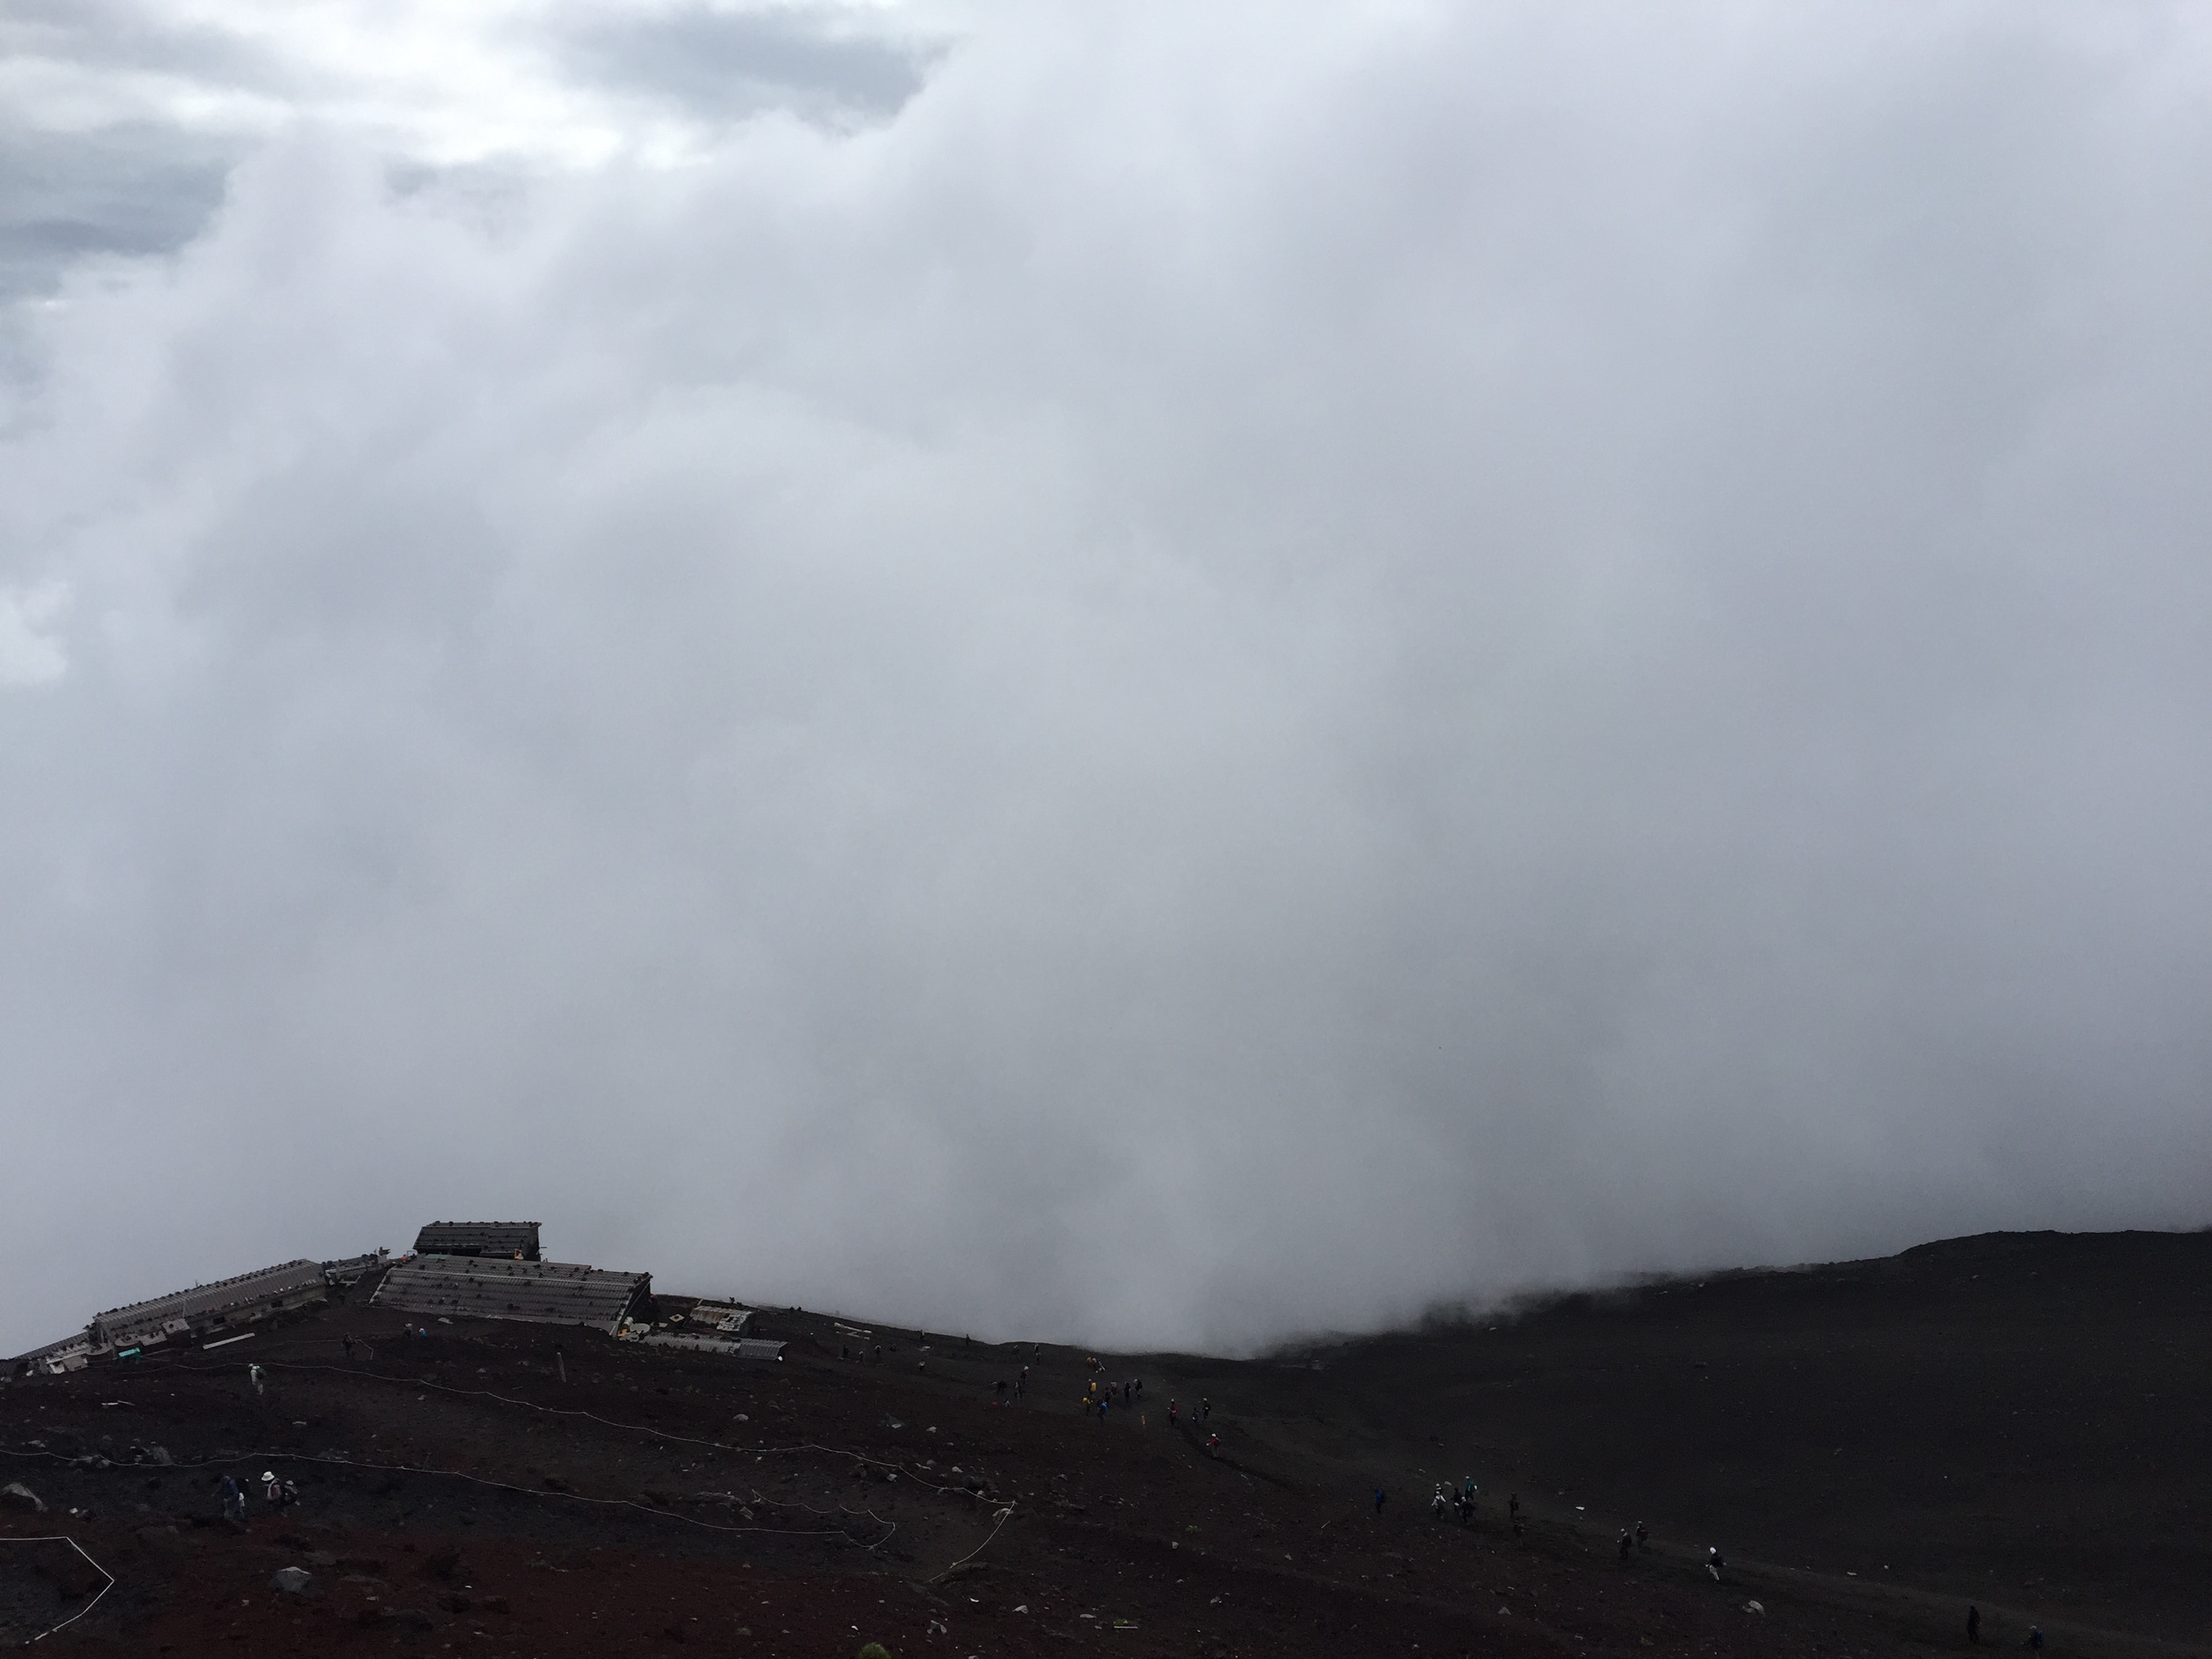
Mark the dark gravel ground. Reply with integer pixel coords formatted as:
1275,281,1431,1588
1,1226,2205,1658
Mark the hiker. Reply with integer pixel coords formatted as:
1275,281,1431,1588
281,1477,299,1508
218,1474,245,1523
1432,1486,1449,1519
248,1364,266,1395
1706,1546,1725,1583
1637,1521,1649,1552
342,1335,355,1361
1374,1488,1387,1515
1618,1528,1633,1560
1967,1605,1981,1645
1201,1397,1212,1422
1168,1400,1179,1426
2024,1629,2043,1652
1508,1493,1520,1521
263,1471,284,1509
1135,1378,1144,1398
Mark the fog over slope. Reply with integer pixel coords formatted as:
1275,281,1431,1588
2,3,2207,1357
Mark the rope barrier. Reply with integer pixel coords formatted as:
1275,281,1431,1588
0,1534,115,1643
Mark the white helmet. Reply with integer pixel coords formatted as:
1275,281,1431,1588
263,1471,276,1481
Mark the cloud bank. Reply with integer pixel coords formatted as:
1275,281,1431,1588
3,2,2209,1355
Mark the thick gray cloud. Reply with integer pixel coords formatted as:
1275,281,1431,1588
557,4,934,123
0,123,234,299
1,3,2208,1357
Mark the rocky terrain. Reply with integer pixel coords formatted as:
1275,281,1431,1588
2,1227,2205,1657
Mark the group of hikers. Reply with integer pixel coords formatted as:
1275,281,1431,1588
1391,1488,2045,1652
214,1469,296,1523
1430,1476,1485,1525
1082,1373,1147,1422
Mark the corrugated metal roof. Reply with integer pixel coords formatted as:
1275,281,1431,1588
372,1255,647,1334
411,1221,542,1261
92,1260,327,1345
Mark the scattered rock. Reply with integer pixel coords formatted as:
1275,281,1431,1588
270,1567,314,1596
1,1481,45,1513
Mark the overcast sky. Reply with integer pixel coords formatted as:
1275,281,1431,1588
2,2,2207,1358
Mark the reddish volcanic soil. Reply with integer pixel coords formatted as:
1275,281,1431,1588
2,1227,2206,1658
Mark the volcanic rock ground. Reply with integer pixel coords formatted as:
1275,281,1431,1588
1,1228,2205,1658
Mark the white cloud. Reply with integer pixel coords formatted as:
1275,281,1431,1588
1,3,2208,1356
0,580,67,684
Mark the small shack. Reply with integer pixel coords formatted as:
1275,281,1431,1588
321,1250,390,1285
7,1331,96,1376
682,1301,755,1336
373,1254,649,1334
412,1221,541,1261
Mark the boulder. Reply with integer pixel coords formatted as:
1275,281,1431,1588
0,1481,44,1513
270,1567,314,1595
